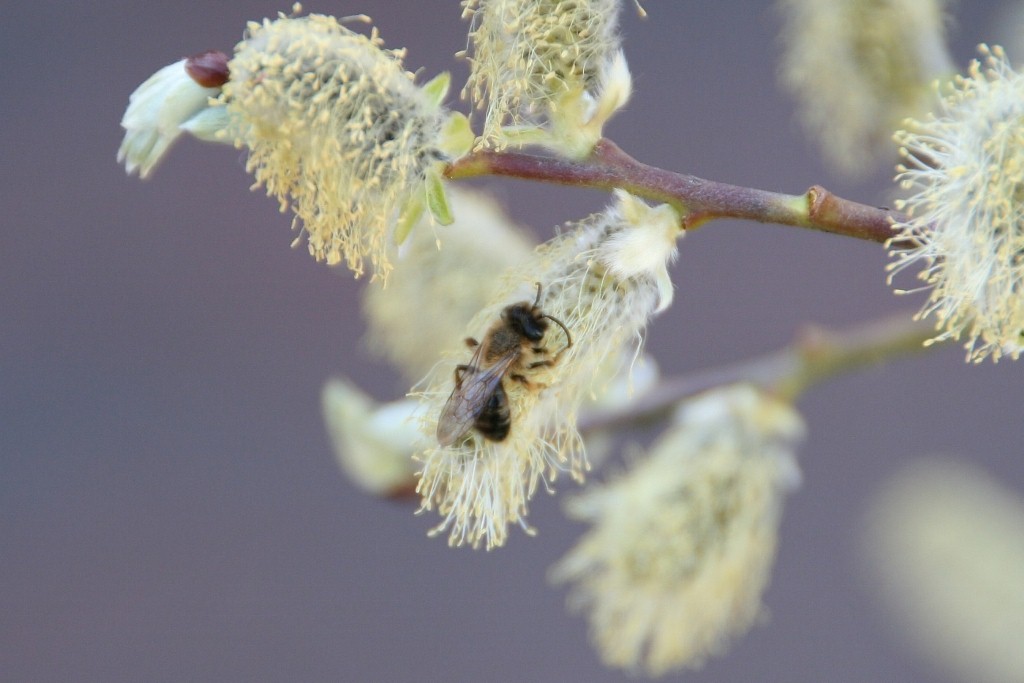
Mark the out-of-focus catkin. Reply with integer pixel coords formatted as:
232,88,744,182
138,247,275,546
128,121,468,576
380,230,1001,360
551,385,804,676
778,0,953,176
362,188,535,382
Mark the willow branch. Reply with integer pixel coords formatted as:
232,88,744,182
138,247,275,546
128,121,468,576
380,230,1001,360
579,313,936,434
445,139,904,244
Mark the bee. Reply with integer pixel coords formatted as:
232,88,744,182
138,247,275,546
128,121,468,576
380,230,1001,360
436,283,572,447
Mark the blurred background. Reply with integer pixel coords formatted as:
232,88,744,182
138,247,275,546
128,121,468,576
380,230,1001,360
2,1,1021,681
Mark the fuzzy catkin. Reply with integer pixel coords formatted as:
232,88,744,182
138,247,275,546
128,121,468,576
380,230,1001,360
551,385,804,676
415,192,679,550
779,0,952,175
463,0,624,147
889,45,1024,362
222,13,447,279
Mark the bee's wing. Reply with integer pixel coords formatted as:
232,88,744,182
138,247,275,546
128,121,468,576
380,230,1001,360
436,349,519,447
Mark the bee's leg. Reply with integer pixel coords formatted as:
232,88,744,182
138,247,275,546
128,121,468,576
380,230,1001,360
511,373,549,391
509,373,532,388
527,359,554,369
464,337,479,348
454,364,470,387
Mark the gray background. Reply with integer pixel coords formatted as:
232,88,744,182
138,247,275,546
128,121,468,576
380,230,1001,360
3,2,1021,681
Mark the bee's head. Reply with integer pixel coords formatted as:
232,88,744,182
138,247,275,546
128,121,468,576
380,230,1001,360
503,302,548,342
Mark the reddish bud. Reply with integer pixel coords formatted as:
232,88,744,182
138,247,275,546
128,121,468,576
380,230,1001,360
185,50,230,88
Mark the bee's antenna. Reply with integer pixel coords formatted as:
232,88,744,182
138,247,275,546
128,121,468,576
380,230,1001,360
532,282,543,307
542,314,573,357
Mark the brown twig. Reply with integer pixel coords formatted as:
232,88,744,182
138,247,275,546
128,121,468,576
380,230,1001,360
578,313,936,433
445,139,903,244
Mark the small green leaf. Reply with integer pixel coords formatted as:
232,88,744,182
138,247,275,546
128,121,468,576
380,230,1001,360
394,196,425,246
439,112,475,157
425,170,453,226
421,72,451,109
497,124,551,149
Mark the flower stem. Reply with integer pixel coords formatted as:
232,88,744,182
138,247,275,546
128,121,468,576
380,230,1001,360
579,313,937,433
445,139,903,243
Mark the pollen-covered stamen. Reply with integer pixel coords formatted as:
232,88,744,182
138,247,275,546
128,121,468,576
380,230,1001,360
414,191,680,550
888,44,1024,362
462,0,627,153
221,13,451,279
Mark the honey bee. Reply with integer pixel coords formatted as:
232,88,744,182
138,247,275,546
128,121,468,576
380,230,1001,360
436,283,572,447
